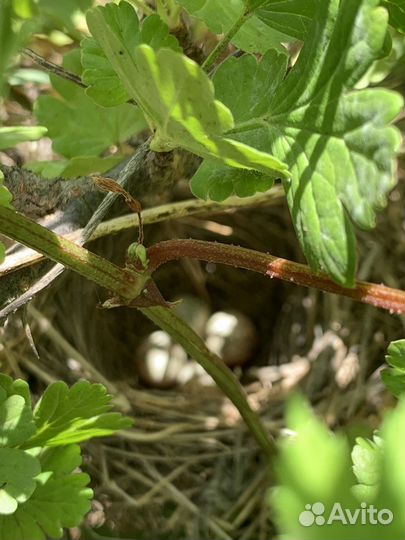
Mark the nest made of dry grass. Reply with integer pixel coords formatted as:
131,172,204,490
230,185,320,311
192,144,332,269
1,170,404,539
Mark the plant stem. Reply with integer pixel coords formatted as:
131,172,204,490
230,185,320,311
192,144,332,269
201,10,251,73
1,189,283,275
0,206,275,459
0,206,145,299
141,305,275,459
147,239,405,314
23,49,87,89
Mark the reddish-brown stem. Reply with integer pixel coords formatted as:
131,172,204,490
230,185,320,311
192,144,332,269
147,239,405,314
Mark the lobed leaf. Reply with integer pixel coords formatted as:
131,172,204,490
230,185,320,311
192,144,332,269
24,380,132,448
351,435,383,502
193,0,403,285
0,449,40,515
86,3,289,177
0,446,92,540
272,396,405,539
82,7,181,107
0,389,36,448
381,339,405,397
33,48,146,177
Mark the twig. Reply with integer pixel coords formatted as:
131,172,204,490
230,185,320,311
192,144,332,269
22,48,137,105
146,239,405,314
22,48,87,89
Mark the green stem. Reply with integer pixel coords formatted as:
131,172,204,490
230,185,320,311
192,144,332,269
141,305,275,460
201,10,251,73
0,206,146,300
0,206,275,458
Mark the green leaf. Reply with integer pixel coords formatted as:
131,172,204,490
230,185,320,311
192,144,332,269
271,395,358,539
0,391,36,448
0,173,12,210
177,0,290,53
24,380,132,447
191,162,275,200
197,0,402,285
0,449,40,515
381,339,405,397
272,396,405,539
0,375,31,408
34,48,146,177
0,126,47,150
255,0,318,40
0,1,36,96
377,398,405,538
191,49,287,199
82,9,182,107
351,435,383,502
0,445,93,540
85,4,288,177
35,0,93,38
382,0,405,33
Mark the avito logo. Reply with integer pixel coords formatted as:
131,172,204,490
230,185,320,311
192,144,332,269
299,502,393,527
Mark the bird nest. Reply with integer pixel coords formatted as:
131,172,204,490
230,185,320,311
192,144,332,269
1,179,403,539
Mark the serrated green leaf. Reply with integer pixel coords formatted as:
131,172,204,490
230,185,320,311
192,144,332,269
191,49,287,199
33,48,146,177
0,445,92,540
381,339,405,397
0,126,47,150
351,435,383,502
0,449,40,515
85,5,288,177
23,380,132,448
177,0,290,53
0,394,36,448
382,0,405,33
82,6,181,107
198,0,402,285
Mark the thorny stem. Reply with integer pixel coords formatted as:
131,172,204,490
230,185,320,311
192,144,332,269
0,206,275,458
147,239,405,314
201,10,251,73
